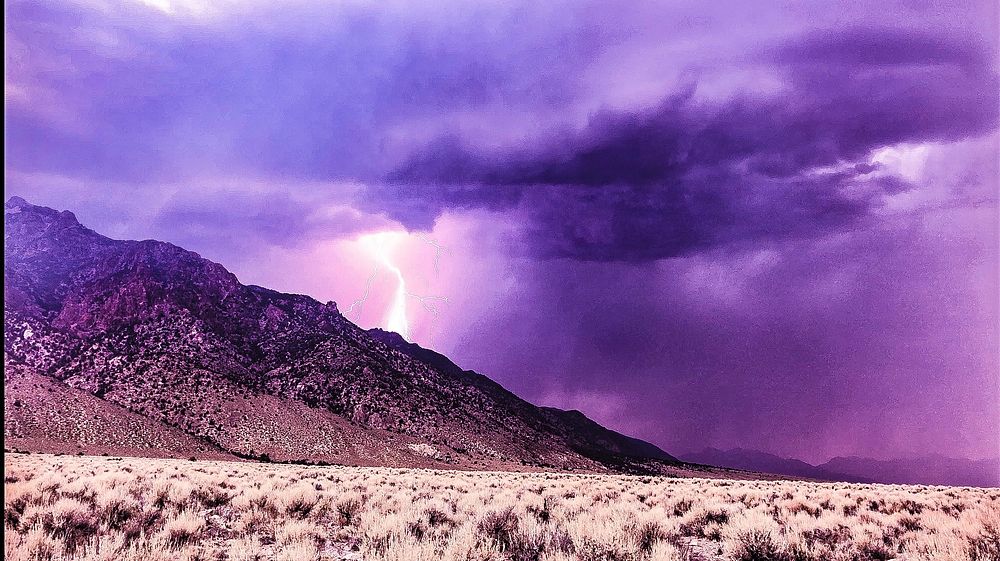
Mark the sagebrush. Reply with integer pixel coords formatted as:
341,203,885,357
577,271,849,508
4,454,998,560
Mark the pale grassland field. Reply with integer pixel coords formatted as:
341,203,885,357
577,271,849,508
4,453,999,561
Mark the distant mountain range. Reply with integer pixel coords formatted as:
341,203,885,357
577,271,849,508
818,455,1000,488
681,448,1000,487
4,196,693,475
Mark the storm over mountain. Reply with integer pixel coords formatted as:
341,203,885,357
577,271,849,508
4,196,688,473
5,0,999,465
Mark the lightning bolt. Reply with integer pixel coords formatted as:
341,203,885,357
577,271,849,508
346,232,450,341
407,292,449,316
410,235,450,337
344,266,378,322
378,252,410,338
417,234,448,275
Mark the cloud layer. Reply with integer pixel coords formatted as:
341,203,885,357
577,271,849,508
385,26,997,260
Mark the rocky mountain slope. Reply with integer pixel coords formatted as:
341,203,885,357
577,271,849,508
4,362,231,460
4,196,680,473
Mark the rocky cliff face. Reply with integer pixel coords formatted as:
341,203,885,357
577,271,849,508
4,196,677,472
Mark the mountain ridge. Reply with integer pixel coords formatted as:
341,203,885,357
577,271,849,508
4,196,684,474
680,447,1000,487
816,454,1000,487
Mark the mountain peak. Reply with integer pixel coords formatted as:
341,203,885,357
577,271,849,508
5,196,91,242
6,196,76,221
5,195,30,210
367,327,409,345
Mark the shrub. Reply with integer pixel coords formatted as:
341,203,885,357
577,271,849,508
679,507,730,537
478,507,520,552
192,486,231,508
729,529,788,561
671,498,694,517
336,494,363,526
42,498,98,554
968,523,1000,561
425,506,454,528
633,520,665,554
527,496,556,523
121,508,161,544
161,511,205,547
98,491,140,530
851,538,895,561
799,526,851,549
5,493,29,529
281,486,319,519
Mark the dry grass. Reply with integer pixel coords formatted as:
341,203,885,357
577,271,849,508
4,453,998,561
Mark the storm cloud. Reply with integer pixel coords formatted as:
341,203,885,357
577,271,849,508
384,26,998,260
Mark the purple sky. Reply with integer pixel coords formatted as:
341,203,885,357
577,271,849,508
6,0,999,463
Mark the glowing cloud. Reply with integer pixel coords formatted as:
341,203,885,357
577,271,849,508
872,144,931,183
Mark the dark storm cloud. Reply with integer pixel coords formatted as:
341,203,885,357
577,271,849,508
772,26,992,67
7,2,996,262
513,171,908,262
384,26,998,260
